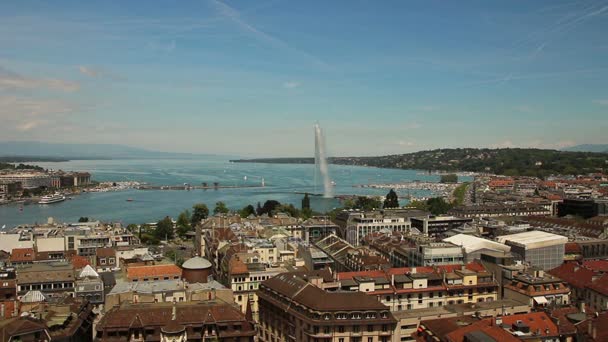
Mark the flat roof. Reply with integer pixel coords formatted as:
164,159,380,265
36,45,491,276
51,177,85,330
443,234,511,253
496,231,567,249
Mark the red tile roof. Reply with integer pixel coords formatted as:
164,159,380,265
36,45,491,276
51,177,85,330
588,274,608,296
548,262,597,289
565,243,582,254
338,262,487,280
126,264,182,280
9,248,35,263
582,260,608,273
501,312,559,337
444,319,519,342
70,255,91,270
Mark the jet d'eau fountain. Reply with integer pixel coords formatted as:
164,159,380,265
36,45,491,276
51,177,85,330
314,123,334,198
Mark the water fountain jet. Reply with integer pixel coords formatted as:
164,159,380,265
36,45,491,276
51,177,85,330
314,123,333,198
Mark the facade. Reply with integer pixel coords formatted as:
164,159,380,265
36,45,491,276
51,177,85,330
410,216,472,236
181,256,212,283
95,247,117,272
337,263,499,313
448,204,551,218
15,262,75,297
343,212,411,246
0,173,52,189
258,272,397,342
407,242,465,266
503,268,570,308
298,216,339,243
0,298,95,342
95,301,256,341
75,265,104,305
497,231,567,270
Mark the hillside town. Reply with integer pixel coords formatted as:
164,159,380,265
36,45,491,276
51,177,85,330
0,172,605,341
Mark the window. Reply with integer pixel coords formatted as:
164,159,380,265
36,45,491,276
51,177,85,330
338,326,345,333
367,325,373,332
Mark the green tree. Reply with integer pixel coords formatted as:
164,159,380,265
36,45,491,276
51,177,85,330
407,200,429,211
78,217,89,223
301,207,313,220
176,210,192,238
213,201,230,215
126,223,138,232
353,196,382,211
383,189,399,209
301,193,311,210
427,197,452,215
239,204,256,218
155,216,174,241
258,200,281,216
275,204,300,217
191,203,209,226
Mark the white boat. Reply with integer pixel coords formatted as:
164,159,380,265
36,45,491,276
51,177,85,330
38,193,66,204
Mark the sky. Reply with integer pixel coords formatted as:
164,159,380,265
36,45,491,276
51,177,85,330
0,0,607,157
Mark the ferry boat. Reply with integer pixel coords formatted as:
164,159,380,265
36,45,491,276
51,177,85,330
38,193,66,204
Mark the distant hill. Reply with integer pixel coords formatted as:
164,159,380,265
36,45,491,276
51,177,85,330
562,144,608,153
232,148,608,177
0,141,209,160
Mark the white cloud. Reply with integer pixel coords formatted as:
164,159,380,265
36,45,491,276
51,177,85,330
491,140,517,148
78,65,101,78
0,95,79,134
491,139,576,150
0,66,79,92
283,81,300,89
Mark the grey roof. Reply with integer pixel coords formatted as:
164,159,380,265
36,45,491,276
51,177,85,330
182,256,212,270
21,290,46,303
108,279,225,295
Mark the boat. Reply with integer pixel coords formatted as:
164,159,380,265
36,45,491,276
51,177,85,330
38,193,66,204
126,198,134,202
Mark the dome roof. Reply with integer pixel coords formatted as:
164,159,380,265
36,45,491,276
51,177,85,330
182,256,212,270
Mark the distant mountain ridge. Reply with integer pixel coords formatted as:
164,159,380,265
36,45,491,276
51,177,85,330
0,141,211,159
562,144,608,153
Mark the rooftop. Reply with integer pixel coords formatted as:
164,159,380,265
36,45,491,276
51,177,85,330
496,230,568,249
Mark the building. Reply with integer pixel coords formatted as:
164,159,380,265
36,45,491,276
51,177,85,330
407,242,465,266
393,299,530,342
448,204,551,218
503,267,570,308
298,216,339,243
181,256,212,283
75,265,104,305
410,216,472,236
0,298,95,342
557,198,607,219
443,234,511,262
497,231,567,270
15,262,75,297
414,311,560,342
342,212,411,246
0,172,52,189
95,300,256,341
95,247,117,272
257,271,397,342
336,262,499,313
314,234,390,272
105,278,232,308
0,270,18,319
125,264,182,282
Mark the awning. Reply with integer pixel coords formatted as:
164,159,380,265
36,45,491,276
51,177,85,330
533,296,548,304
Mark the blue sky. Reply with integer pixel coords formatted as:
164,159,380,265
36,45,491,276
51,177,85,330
1,0,607,156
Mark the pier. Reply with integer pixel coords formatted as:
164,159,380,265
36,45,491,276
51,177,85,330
137,184,265,191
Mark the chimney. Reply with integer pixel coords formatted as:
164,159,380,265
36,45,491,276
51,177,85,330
580,301,586,314
391,274,395,287
496,316,502,326
412,267,417,274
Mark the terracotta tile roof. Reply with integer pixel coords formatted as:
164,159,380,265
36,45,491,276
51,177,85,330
9,248,35,263
582,260,608,272
126,264,182,280
69,255,91,270
549,306,580,336
548,262,598,289
501,312,559,337
587,273,608,296
565,242,582,254
96,247,116,258
261,272,393,312
444,319,520,342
